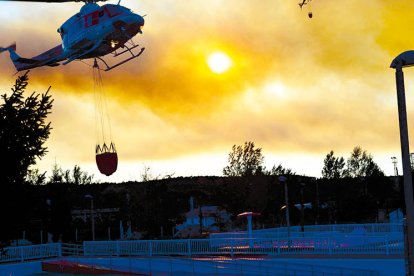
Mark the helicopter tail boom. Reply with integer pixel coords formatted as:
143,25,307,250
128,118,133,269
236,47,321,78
0,43,31,71
1,43,65,71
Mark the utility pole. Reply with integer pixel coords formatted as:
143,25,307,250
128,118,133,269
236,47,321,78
392,156,398,176
85,195,95,241
315,180,320,225
278,176,290,237
300,183,306,233
391,52,414,275
391,157,400,193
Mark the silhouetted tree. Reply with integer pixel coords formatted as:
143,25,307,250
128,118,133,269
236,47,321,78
72,165,94,185
26,168,46,185
223,141,264,176
0,72,52,241
345,146,384,177
322,150,346,179
50,163,64,183
266,164,294,176
49,164,94,185
0,72,53,186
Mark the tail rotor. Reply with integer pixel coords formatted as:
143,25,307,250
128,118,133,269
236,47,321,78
0,43,16,54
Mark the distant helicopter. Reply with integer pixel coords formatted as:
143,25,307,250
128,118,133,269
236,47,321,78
0,0,145,71
298,0,313,18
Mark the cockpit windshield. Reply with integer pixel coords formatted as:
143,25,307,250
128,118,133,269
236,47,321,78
57,27,64,39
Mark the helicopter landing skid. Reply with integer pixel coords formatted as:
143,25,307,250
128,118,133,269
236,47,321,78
96,44,145,71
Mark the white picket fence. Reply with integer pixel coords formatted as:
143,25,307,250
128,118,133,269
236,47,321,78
0,243,61,263
210,223,404,239
82,222,404,257
0,223,405,264
83,235,403,257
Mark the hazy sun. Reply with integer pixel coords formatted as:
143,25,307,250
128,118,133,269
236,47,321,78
207,52,232,74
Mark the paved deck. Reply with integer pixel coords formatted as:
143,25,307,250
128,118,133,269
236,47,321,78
0,255,404,276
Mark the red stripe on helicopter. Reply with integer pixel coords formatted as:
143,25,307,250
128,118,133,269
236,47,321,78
83,7,122,28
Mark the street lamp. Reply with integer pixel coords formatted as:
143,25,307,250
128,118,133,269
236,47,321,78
278,176,290,237
300,183,306,233
314,180,320,225
84,194,95,241
390,51,414,276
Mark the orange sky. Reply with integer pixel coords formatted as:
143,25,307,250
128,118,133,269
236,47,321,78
1,0,414,182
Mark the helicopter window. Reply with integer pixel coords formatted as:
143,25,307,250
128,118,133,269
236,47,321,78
57,27,65,38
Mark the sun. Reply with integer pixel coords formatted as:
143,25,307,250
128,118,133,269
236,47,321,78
207,52,232,74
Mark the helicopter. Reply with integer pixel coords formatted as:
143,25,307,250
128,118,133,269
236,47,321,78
0,0,145,71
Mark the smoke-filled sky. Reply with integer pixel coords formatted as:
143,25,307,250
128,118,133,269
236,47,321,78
0,0,413,182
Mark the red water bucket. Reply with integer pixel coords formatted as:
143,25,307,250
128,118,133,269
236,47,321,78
96,143,118,176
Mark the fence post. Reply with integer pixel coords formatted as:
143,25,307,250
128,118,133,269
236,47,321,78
328,237,332,255
230,238,234,258
386,235,389,256
116,241,120,257
19,246,24,262
187,239,191,257
277,239,281,255
58,243,62,257
149,241,153,257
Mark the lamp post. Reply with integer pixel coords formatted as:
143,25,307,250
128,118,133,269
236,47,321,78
300,183,306,233
391,51,414,276
85,194,95,241
278,176,290,237
315,180,320,225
